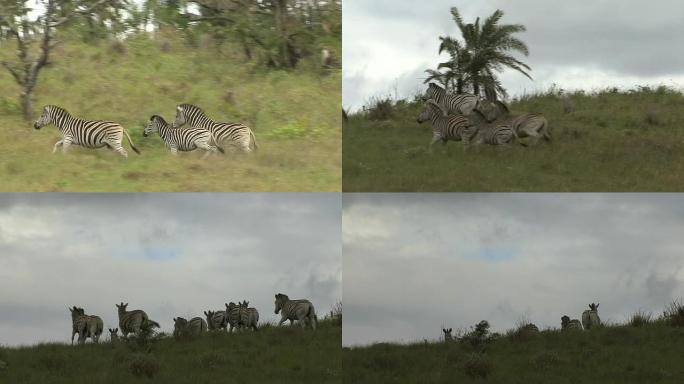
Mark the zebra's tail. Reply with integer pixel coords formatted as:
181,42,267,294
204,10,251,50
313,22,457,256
249,129,259,151
210,133,225,154
146,320,160,328
123,129,141,154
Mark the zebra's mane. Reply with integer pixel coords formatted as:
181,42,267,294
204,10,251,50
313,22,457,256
178,103,206,115
150,114,168,124
46,105,70,116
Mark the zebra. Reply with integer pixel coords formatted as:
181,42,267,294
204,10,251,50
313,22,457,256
478,101,551,145
274,293,317,330
69,306,103,344
561,315,583,331
423,83,480,116
109,328,120,343
417,99,475,150
144,115,225,157
204,310,228,331
442,328,453,341
33,105,140,158
115,302,160,338
224,303,243,332
582,303,601,330
173,316,208,338
466,109,518,146
239,300,259,331
173,104,258,153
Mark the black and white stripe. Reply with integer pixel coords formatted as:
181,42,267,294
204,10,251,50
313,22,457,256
224,303,243,332
115,302,160,337
239,300,259,331
561,315,583,331
582,303,601,330
423,83,480,116
173,104,258,153
467,110,517,146
69,306,103,344
204,310,228,331
144,115,224,156
34,105,140,157
108,328,120,343
274,293,317,330
417,100,474,149
173,316,208,337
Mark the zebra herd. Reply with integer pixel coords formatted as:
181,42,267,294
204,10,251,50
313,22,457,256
442,303,602,341
68,294,316,345
418,83,551,149
33,103,258,158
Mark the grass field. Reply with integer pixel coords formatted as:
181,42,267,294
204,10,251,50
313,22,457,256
0,319,341,383
0,30,341,192
343,317,684,383
343,86,684,191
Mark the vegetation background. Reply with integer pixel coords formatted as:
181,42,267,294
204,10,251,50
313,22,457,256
0,0,341,192
0,318,341,383
343,304,684,383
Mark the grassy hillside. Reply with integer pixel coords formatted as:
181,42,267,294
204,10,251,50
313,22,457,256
0,30,341,192
343,320,684,383
0,320,341,384
343,87,684,191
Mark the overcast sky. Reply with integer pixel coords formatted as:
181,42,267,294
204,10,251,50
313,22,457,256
343,0,684,110
0,193,340,347
343,194,684,346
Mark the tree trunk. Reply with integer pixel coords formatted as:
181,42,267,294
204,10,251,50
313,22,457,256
21,89,33,121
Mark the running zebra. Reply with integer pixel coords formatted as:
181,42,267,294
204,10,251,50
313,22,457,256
423,83,480,116
204,310,228,331
224,303,242,332
582,303,601,330
561,315,583,331
274,293,317,330
467,109,517,146
239,300,259,331
173,104,258,153
69,306,103,345
173,316,208,338
115,302,160,337
417,99,474,150
34,105,140,157
144,115,225,157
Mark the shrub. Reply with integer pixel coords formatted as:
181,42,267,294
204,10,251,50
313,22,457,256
460,320,492,351
365,96,395,121
462,353,493,379
664,299,684,327
128,353,160,379
628,310,652,327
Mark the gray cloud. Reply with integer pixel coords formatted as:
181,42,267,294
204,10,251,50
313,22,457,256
343,0,684,110
0,193,341,346
342,194,684,346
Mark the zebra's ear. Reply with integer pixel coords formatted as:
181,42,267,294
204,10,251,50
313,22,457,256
177,106,183,112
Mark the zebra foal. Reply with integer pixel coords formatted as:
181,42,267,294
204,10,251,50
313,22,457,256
173,104,258,153
34,105,140,157
144,115,224,157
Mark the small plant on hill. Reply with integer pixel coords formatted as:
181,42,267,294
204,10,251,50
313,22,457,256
460,320,494,351
628,310,653,327
664,299,684,327
365,96,395,121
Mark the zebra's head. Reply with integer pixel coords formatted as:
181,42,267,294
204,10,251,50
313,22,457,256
442,328,453,340
274,293,288,314
588,303,599,312
69,306,84,320
561,315,570,327
173,104,202,128
109,328,119,339
417,100,445,123
116,302,128,315
422,83,444,101
34,105,57,130
204,310,214,322
144,115,167,137
173,317,188,330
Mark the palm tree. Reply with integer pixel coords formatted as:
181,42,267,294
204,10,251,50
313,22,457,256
427,7,532,100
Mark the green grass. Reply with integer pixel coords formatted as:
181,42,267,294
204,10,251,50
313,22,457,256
0,320,341,383
343,322,684,383
343,87,684,191
0,30,340,192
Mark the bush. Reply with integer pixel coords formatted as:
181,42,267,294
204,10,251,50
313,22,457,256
460,320,493,351
462,353,493,379
128,353,160,379
365,96,395,121
628,310,652,327
664,300,684,327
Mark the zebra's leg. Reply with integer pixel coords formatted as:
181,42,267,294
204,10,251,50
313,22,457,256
53,139,64,154
60,138,73,154
71,330,76,345
428,135,441,152
107,139,129,158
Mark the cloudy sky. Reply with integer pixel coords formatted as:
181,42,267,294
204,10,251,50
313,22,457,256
0,193,340,347
343,194,684,346
343,0,684,110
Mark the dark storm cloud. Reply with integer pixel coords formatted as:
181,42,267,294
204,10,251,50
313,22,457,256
343,0,684,109
0,193,341,346
342,194,684,346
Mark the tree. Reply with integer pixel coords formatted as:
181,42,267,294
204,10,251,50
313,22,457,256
0,0,123,120
427,7,532,100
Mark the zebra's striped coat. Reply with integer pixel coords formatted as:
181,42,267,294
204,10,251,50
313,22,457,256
467,109,517,146
239,300,259,331
115,302,160,337
224,303,243,332
69,306,103,344
582,303,601,330
274,293,317,330
204,310,228,331
478,101,551,145
144,115,224,156
417,100,474,149
173,104,258,153
561,315,583,331
34,105,140,157
424,83,480,116
173,316,208,337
